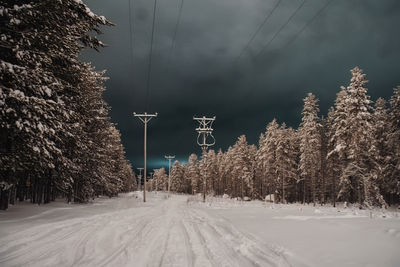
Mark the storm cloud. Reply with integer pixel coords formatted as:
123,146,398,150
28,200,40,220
81,0,400,171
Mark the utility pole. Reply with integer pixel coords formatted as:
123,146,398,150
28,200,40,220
193,116,216,202
134,112,158,202
137,167,143,191
165,155,175,198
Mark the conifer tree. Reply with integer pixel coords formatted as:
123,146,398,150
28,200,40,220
259,119,279,201
232,135,253,198
153,168,167,191
186,154,200,194
299,93,321,205
170,161,185,193
336,67,384,207
372,98,389,201
275,124,298,203
385,86,400,203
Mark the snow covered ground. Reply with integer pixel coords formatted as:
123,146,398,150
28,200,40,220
0,193,399,267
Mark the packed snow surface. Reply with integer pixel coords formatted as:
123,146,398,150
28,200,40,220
0,193,399,267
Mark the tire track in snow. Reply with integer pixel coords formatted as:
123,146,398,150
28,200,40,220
187,209,250,267
188,208,291,267
0,197,166,267
158,220,173,267
96,201,169,267
0,220,91,265
180,220,195,267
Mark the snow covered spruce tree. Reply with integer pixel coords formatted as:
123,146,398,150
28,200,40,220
0,0,134,208
371,98,390,203
275,124,298,203
299,93,322,206
153,168,167,191
326,106,344,207
231,135,254,199
206,149,219,195
384,86,400,204
258,119,279,202
198,149,218,197
332,67,385,208
186,154,200,194
170,160,186,193
248,144,258,198
318,115,329,204
215,149,225,195
254,133,265,198
220,146,235,197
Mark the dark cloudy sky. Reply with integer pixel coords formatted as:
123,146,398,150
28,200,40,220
81,0,400,172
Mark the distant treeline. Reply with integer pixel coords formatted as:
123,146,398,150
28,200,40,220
151,67,399,208
0,1,135,210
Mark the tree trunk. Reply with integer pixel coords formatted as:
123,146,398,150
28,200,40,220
0,188,9,210
282,175,285,204
9,185,15,205
312,175,316,207
332,176,336,208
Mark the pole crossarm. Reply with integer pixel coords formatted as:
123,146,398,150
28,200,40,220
193,116,216,149
133,112,158,202
134,112,158,123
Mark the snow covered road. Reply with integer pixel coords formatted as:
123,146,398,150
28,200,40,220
0,193,290,267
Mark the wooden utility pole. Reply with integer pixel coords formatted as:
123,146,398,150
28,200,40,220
133,112,158,202
193,116,216,202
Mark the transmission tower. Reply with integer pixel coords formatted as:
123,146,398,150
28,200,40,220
134,112,158,202
193,116,216,202
165,155,175,198
137,167,143,191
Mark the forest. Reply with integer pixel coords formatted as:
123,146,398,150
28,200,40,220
0,1,136,210
151,68,400,208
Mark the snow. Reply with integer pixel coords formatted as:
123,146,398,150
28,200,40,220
1,193,399,267
191,197,400,267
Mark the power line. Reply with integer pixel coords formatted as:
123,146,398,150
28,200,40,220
257,0,306,57
284,0,334,49
145,0,158,112
167,0,185,66
233,0,283,64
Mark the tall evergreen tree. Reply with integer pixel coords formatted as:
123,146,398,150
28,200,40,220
186,154,200,194
275,124,297,203
336,67,384,207
299,93,321,206
259,119,279,201
232,135,253,198
384,86,400,203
